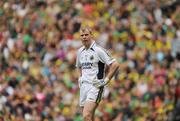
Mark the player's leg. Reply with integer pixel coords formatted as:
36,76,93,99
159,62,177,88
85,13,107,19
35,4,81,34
83,101,98,121
81,107,84,113
79,83,92,119
83,86,104,121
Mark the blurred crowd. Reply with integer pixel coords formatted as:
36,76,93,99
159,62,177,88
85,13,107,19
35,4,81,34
0,0,180,121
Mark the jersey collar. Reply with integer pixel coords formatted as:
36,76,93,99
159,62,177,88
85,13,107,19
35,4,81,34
83,41,95,50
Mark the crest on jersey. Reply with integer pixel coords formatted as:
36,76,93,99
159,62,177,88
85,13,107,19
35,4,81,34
90,55,94,60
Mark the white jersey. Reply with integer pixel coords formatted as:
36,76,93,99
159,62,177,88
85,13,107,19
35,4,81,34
76,41,115,84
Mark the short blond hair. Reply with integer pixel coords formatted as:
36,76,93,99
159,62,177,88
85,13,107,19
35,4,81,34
80,26,93,35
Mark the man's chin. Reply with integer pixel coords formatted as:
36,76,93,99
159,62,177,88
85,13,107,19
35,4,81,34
82,41,87,44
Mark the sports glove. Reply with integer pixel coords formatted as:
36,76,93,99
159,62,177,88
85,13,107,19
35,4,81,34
92,78,109,88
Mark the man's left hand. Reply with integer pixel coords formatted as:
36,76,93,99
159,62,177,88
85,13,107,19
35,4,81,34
92,78,109,88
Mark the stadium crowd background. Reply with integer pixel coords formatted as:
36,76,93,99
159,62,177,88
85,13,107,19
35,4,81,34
0,0,180,121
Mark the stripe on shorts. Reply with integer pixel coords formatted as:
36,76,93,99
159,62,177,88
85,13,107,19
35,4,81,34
96,87,104,103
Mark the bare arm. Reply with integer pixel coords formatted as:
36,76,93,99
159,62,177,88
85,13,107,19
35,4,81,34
76,67,82,87
105,61,119,83
76,68,82,77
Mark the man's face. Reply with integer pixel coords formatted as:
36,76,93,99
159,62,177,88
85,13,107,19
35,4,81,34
80,29,92,47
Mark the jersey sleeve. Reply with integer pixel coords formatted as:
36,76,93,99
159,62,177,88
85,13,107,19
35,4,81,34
96,47,115,65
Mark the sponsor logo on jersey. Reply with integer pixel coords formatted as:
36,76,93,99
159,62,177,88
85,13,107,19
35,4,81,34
82,62,93,69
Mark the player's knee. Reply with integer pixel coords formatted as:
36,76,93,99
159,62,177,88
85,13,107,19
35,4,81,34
83,111,92,121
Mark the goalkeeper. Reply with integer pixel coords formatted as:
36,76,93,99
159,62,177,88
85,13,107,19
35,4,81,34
76,26,119,121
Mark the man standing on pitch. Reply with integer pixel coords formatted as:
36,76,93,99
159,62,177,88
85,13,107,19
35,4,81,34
76,26,119,121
